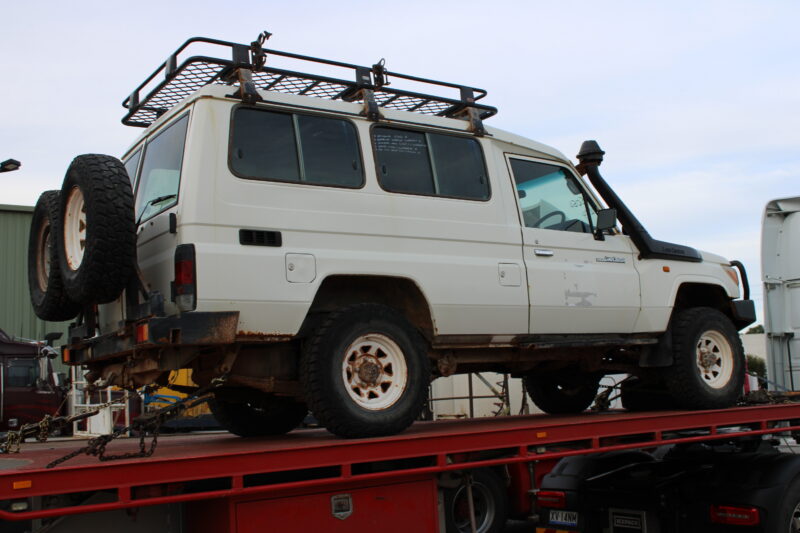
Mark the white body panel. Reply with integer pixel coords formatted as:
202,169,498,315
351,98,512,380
99,84,738,345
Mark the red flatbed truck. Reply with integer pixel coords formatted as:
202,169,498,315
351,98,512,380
2,403,800,533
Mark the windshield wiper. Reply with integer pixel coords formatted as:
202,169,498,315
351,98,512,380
136,194,177,226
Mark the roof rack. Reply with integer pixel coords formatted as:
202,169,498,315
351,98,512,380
122,34,498,133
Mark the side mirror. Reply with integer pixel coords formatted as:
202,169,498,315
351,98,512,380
594,208,617,241
44,332,63,347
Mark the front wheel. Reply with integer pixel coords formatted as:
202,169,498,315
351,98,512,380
300,304,431,438
524,371,602,414
663,307,744,410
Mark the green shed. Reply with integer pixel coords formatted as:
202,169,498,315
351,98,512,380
0,204,70,347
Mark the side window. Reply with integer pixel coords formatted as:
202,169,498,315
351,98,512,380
135,114,189,223
7,359,37,388
230,108,363,188
373,127,489,200
124,148,142,187
510,159,597,233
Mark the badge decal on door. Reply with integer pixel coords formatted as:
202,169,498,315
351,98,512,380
596,256,626,263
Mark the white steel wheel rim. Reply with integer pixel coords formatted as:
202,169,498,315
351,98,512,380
36,218,51,291
341,333,408,411
63,186,87,271
695,330,734,389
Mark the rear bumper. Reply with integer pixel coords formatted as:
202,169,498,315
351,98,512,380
63,311,240,365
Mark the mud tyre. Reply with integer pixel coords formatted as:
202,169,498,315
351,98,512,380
300,304,431,438
663,307,744,410
28,191,82,321
524,371,602,414
57,154,136,305
209,392,307,437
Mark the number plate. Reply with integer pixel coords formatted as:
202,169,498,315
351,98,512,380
549,509,579,527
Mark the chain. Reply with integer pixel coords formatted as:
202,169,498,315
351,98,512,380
45,380,222,469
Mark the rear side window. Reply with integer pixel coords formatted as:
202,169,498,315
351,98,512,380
373,127,489,200
135,114,189,222
230,108,363,188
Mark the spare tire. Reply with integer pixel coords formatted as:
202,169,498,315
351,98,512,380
28,191,82,321
57,154,136,304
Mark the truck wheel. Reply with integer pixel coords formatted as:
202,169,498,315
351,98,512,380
620,377,674,411
57,154,136,304
300,303,431,438
28,191,81,321
779,477,800,532
524,372,601,414
663,307,744,410
209,393,307,437
444,469,508,533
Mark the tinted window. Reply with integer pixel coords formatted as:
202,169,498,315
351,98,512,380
510,159,597,233
429,134,488,199
7,359,36,388
231,109,299,182
231,108,363,188
136,114,189,222
124,148,142,186
298,115,362,186
373,129,434,195
373,127,488,200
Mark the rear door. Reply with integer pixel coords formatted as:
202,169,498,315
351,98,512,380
507,156,641,334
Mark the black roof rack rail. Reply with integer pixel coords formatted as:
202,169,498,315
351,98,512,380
122,35,498,131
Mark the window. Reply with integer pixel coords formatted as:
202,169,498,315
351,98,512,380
135,114,189,223
123,148,142,186
230,108,363,188
373,127,489,200
6,359,37,388
510,159,597,233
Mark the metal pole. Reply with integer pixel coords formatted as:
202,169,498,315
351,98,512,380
464,471,478,533
468,374,474,418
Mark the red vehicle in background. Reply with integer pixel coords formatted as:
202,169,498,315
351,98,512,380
0,329,66,433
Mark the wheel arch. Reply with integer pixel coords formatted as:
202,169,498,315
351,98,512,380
671,282,734,323
300,274,436,340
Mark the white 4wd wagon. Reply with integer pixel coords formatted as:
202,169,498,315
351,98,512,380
29,34,755,438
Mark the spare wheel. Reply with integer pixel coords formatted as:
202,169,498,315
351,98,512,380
57,154,136,304
28,190,82,321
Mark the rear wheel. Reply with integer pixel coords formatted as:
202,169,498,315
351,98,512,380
443,469,508,533
28,191,81,321
209,392,307,437
301,304,431,438
663,307,744,410
524,371,602,414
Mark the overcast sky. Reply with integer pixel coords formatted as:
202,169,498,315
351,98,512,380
2,1,799,322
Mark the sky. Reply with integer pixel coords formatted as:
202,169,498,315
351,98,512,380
2,1,799,323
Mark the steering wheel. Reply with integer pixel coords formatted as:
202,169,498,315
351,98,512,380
531,210,566,228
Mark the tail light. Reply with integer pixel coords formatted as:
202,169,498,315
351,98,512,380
536,490,567,509
709,505,760,526
172,244,196,312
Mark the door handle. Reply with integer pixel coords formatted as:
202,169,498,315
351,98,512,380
534,248,554,257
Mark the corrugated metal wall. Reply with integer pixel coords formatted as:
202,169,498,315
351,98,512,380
0,204,70,346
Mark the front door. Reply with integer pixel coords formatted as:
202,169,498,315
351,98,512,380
507,156,641,334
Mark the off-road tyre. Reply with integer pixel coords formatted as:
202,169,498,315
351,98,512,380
663,307,744,410
300,303,431,438
57,154,136,304
28,191,81,321
524,371,602,414
620,377,674,412
443,468,508,533
209,392,307,437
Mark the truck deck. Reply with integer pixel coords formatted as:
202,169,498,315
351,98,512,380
2,404,800,528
